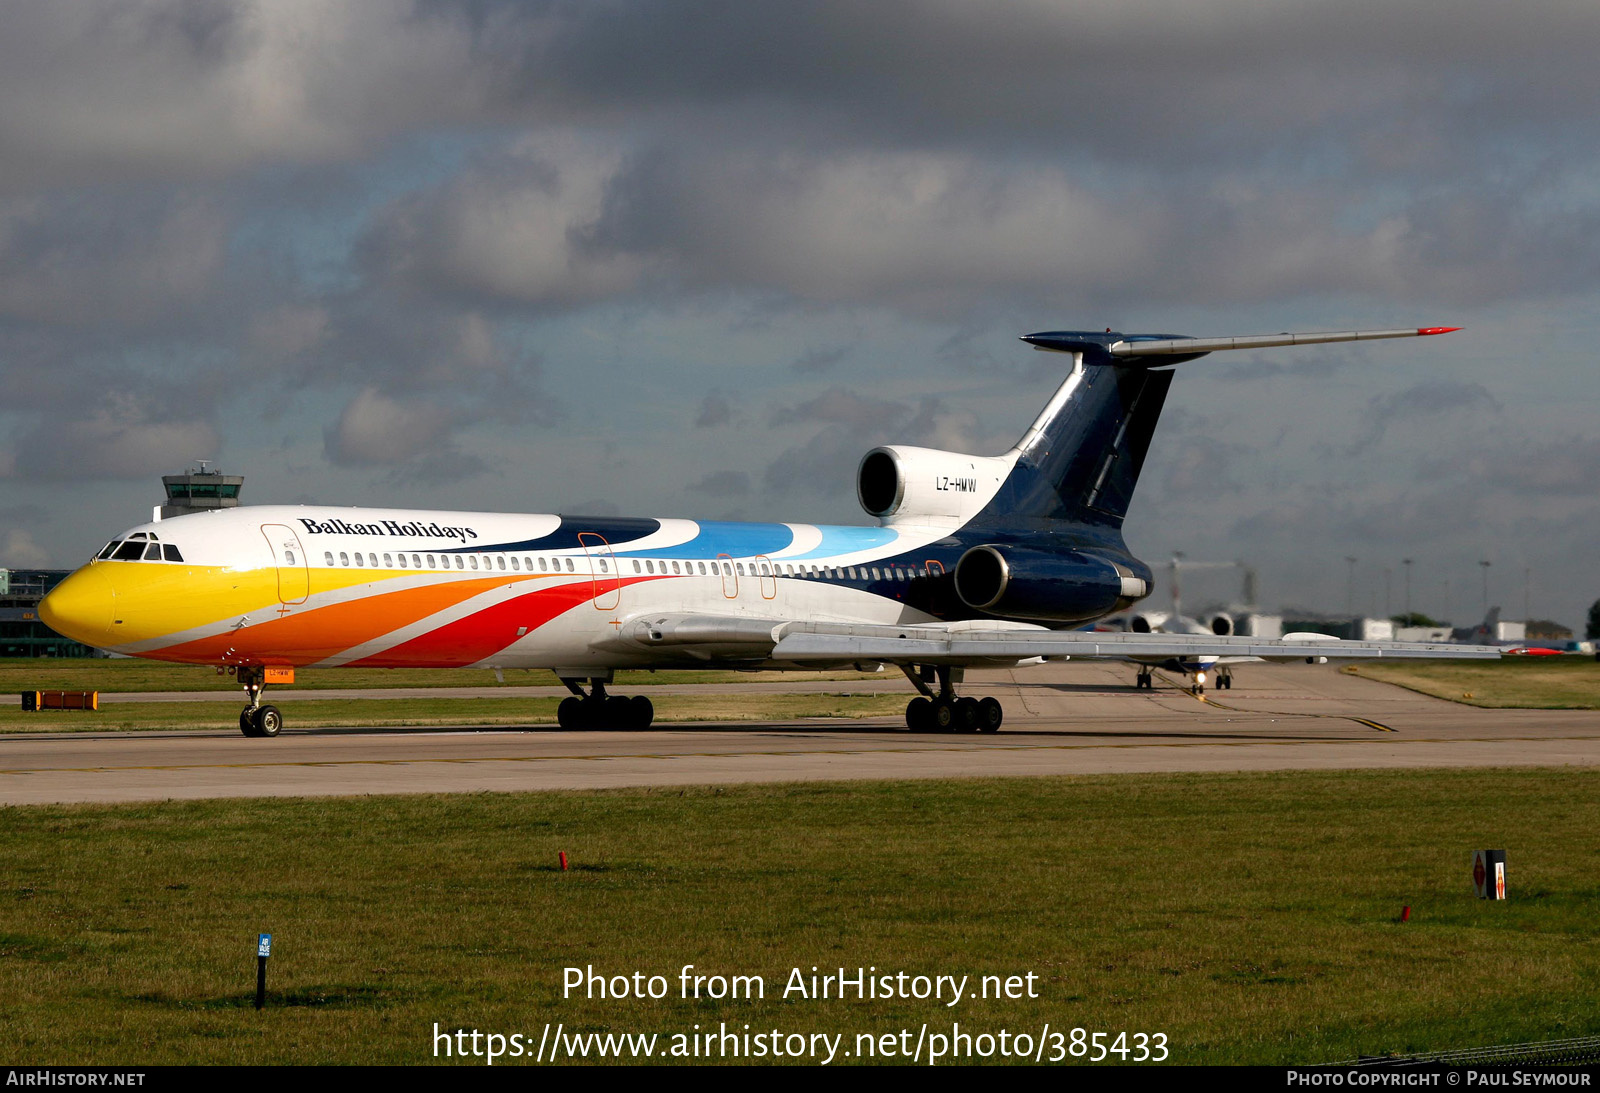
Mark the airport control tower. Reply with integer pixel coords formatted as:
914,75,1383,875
157,462,244,521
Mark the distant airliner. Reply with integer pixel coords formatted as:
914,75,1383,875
40,325,1493,737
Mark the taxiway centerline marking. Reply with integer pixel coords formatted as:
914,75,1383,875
7,732,1599,777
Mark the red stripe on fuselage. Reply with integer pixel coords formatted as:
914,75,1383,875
346,575,672,667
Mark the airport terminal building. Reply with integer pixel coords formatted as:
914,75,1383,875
0,568,97,658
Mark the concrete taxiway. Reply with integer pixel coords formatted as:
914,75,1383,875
2,662,1596,805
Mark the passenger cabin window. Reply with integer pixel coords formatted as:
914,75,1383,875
324,552,335,566
398,554,408,568
354,553,365,567
511,557,520,571
498,557,507,570
564,558,575,572
454,556,463,569
340,552,350,566
469,556,479,570
368,553,378,567
382,553,392,567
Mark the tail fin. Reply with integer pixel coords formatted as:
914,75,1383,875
972,325,1459,531
977,332,1174,529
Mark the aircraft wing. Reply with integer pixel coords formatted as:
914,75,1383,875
598,614,1498,666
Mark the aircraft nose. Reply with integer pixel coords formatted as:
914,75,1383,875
38,565,117,648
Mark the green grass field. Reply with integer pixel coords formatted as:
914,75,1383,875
0,658,883,694
0,693,906,733
1349,656,1600,709
2,769,1597,1065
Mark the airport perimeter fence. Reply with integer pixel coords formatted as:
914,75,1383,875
1334,1034,1600,1067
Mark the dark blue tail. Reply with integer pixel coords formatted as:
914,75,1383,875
974,332,1177,533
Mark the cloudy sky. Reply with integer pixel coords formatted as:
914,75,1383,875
1,0,1597,628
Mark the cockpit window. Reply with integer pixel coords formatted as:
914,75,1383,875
142,543,162,560
113,540,146,560
162,544,183,562
97,542,119,560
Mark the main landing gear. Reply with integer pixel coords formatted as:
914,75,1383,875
556,678,655,730
1135,669,1154,690
900,665,1003,733
236,667,282,738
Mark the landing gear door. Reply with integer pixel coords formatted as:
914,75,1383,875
259,524,310,605
578,532,621,611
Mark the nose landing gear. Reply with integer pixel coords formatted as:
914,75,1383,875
901,665,1003,733
235,667,282,738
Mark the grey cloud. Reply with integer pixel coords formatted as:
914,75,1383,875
790,346,848,374
688,470,750,497
762,391,985,497
358,138,644,309
0,193,227,327
694,394,733,428
323,387,466,466
1357,380,1500,446
769,388,910,430
560,498,621,517
3,399,220,482
1161,436,1244,495
1419,435,1600,497
0,3,496,190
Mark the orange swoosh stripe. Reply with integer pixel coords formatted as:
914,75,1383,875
154,575,533,665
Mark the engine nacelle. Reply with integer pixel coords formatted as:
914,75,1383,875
858,446,1013,527
1127,612,1168,633
954,544,1148,623
1207,613,1235,636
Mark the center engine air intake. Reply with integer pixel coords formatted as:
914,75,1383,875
954,544,1148,623
857,445,1014,527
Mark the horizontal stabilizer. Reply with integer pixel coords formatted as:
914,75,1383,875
1020,327,1459,363
1109,327,1459,359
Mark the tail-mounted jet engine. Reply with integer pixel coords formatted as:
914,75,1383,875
858,446,1014,528
953,544,1148,623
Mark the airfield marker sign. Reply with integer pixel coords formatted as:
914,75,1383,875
1473,850,1507,900
256,933,272,1009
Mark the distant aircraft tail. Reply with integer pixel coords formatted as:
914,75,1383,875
1454,605,1501,644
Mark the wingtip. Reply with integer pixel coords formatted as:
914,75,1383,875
1417,326,1462,336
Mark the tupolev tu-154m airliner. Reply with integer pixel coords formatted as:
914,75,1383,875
39,325,1496,737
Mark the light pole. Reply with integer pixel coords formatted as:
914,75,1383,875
1345,556,1357,616
1403,558,1413,621
1479,560,1491,615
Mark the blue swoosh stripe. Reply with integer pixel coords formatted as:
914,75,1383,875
620,521,796,560
786,525,901,560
